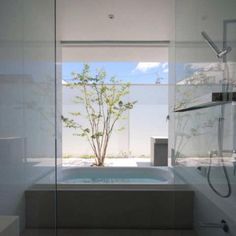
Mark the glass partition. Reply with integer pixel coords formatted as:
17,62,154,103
170,0,236,235
0,0,57,235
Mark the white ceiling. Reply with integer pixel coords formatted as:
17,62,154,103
57,0,174,41
57,0,174,61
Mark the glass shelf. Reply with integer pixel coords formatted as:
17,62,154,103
174,92,236,112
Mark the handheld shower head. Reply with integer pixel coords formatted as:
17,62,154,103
217,47,232,58
201,31,231,58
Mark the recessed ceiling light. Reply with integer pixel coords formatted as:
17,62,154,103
108,14,115,19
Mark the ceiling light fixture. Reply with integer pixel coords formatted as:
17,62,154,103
108,14,115,19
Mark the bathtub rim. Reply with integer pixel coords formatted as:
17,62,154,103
31,166,187,190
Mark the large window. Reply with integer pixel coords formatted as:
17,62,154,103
63,62,168,84
62,48,169,167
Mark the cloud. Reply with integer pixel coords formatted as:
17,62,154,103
163,68,169,73
134,62,160,73
161,63,168,69
62,80,68,85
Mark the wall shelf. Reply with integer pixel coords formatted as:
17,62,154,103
174,92,236,112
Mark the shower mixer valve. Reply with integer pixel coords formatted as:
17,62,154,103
233,160,236,176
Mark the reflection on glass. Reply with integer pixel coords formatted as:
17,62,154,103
0,0,56,235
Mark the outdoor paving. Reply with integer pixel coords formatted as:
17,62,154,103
62,157,152,167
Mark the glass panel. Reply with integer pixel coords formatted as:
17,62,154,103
171,0,236,235
0,0,56,235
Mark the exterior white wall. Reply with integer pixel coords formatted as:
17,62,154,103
62,85,168,157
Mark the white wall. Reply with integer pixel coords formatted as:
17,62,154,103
62,85,168,157
62,47,169,63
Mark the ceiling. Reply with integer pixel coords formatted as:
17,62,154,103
57,0,174,61
57,0,174,41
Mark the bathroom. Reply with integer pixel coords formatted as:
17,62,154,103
0,0,236,235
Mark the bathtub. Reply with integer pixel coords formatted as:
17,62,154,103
59,167,173,184
26,167,193,229
36,167,180,190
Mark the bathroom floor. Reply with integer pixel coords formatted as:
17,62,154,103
22,229,197,236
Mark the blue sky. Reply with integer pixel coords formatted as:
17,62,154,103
62,62,168,84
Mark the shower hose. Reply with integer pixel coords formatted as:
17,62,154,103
207,140,232,198
207,63,232,198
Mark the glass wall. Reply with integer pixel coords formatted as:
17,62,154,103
0,0,57,235
61,52,169,167
170,0,236,235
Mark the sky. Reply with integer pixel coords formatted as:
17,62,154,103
62,62,169,84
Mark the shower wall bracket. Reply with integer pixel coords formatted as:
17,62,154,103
199,220,229,233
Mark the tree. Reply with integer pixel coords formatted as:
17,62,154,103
62,64,136,166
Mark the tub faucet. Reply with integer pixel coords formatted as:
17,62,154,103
208,150,218,157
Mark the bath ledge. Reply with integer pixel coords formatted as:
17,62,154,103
0,216,19,236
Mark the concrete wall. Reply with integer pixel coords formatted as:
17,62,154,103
0,0,57,231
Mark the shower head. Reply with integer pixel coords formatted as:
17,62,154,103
217,47,232,58
201,31,232,58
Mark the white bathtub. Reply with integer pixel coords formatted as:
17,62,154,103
58,167,173,184
35,167,184,190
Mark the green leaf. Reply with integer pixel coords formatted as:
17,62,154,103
70,112,81,116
